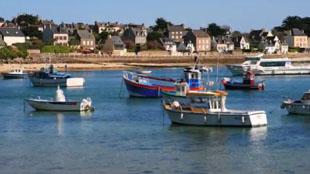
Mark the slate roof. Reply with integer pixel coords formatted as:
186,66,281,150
111,36,124,46
191,30,210,38
291,28,306,36
77,30,95,39
0,27,24,37
167,25,185,32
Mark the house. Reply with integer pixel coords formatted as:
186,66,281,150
0,27,25,46
95,22,124,34
38,20,57,32
167,24,186,43
285,28,308,48
213,36,234,53
42,27,69,46
240,36,250,50
183,30,211,52
122,24,147,45
77,29,96,50
102,35,127,55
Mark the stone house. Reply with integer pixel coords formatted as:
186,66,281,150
102,35,127,55
285,28,308,48
183,30,211,52
167,24,186,43
0,27,25,46
42,27,69,46
122,24,147,45
213,36,234,53
77,29,96,50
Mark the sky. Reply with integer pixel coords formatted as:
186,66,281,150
0,0,309,32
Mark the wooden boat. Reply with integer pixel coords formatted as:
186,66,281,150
162,90,267,127
25,86,94,111
222,71,265,90
28,65,85,87
281,90,310,115
2,69,27,79
123,66,205,97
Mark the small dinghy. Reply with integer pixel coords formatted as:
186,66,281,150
25,86,94,111
281,90,310,115
222,70,265,90
2,69,27,79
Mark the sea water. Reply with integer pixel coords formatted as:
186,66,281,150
0,68,310,174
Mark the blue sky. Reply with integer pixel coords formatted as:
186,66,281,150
0,0,309,32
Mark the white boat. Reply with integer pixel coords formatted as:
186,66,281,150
281,90,310,115
2,69,27,79
162,90,267,127
226,55,310,76
25,86,94,111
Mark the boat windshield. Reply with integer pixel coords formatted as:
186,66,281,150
302,93,310,100
260,61,286,67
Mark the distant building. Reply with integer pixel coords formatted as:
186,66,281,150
95,22,124,34
285,28,308,48
42,27,69,46
122,24,147,45
0,27,25,46
77,29,96,50
183,30,211,52
38,20,57,32
214,36,234,53
102,35,127,55
240,36,250,50
167,24,186,43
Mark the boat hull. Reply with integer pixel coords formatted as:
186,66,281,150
281,102,310,115
26,99,84,111
123,75,175,97
2,73,26,79
164,108,267,127
29,77,85,87
222,81,264,90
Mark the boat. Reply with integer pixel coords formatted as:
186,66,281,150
226,55,310,76
25,86,94,111
162,90,267,127
222,70,265,90
28,65,85,87
281,90,310,115
2,69,27,79
123,66,206,97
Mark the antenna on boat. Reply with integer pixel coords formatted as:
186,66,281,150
216,54,220,90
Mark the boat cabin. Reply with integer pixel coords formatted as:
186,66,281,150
183,67,203,90
301,91,310,104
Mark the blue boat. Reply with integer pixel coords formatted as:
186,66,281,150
29,65,85,87
122,67,207,97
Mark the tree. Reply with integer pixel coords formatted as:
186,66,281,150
274,16,310,36
13,14,40,26
147,31,163,41
207,23,228,37
95,31,109,44
151,17,172,33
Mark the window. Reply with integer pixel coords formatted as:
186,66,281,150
260,61,286,67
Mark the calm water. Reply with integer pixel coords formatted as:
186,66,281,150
0,68,310,174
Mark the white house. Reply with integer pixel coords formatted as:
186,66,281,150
240,36,250,50
0,28,25,46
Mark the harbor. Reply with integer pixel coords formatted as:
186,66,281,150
1,68,310,173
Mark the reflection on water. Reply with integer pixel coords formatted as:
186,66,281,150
248,127,267,142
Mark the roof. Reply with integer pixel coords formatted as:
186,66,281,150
191,30,210,38
0,27,24,37
167,25,185,32
111,36,124,46
77,30,95,39
291,28,306,36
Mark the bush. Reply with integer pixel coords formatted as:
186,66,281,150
41,45,73,53
0,47,28,59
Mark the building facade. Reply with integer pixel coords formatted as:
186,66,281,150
167,25,186,43
0,27,25,46
285,28,308,48
184,30,211,52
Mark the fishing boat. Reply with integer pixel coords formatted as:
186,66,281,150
222,70,265,90
28,65,85,87
123,66,206,97
226,55,310,76
2,69,27,79
281,90,310,115
25,86,94,111
162,89,267,127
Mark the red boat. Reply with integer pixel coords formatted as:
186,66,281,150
222,70,265,90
